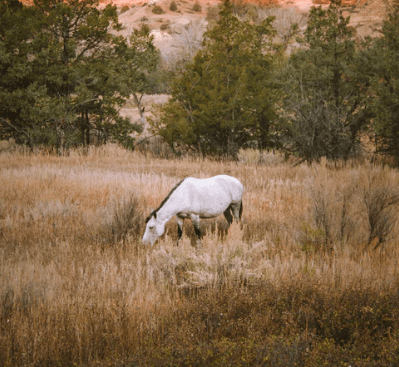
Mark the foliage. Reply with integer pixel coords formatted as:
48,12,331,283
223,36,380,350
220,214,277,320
280,0,371,163
151,0,280,158
0,0,159,152
366,0,399,163
152,5,164,14
120,4,130,13
192,1,202,12
0,0,48,147
169,1,177,12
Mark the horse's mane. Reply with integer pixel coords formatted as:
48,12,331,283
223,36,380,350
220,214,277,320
145,178,186,222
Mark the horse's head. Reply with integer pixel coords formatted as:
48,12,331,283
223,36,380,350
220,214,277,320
142,210,165,245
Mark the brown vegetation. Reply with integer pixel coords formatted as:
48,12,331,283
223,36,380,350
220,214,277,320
1,146,399,365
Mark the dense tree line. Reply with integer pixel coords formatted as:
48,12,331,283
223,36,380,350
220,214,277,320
153,0,399,163
0,0,158,152
1,0,399,163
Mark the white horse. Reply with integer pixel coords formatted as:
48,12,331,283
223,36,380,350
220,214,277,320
142,175,244,245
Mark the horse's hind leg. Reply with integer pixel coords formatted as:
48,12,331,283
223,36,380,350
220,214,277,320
223,207,233,225
190,214,202,240
176,215,184,244
230,201,243,222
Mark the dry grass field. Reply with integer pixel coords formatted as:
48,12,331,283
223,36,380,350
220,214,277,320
1,145,399,366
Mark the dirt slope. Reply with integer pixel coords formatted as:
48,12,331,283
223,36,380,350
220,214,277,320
112,0,387,44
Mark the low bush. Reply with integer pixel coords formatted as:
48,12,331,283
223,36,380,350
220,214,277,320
192,1,201,12
169,1,177,12
160,23,170,31
152,5,164,14
107,193,144,243
120,5,130,14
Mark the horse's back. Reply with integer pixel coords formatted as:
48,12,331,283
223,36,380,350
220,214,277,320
171,175,243,218
183,175,243,203
212,175,243,201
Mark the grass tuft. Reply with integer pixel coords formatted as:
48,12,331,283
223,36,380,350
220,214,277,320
107,193,145,243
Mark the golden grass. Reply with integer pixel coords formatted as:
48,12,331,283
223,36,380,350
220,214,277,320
1,145,399,366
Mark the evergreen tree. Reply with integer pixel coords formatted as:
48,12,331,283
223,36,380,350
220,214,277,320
0,0,48,147
152,0,279,158
367,0,399,163
0,0,158,151
280,0,371,163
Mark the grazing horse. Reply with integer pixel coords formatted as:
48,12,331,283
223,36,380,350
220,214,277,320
142,175,244,246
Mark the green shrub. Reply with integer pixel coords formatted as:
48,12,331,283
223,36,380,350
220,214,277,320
120,5,130,14
152,5,164,14
169,1,177,11
160,23,170,31
192,1,201,12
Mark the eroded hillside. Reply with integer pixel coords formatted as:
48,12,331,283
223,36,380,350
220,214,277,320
109,0,387,56
111,0,387,126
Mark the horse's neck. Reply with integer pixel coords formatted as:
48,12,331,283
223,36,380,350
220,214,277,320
156,197,179,223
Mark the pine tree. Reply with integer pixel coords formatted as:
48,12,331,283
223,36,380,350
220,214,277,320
280,0,371,163
152,0,279,158
368,0,399,163
0,0,158,151
0,0,48,147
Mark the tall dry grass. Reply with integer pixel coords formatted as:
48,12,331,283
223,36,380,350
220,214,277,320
1,145,399,366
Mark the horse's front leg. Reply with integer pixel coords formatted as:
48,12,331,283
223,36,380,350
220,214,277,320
176,215,184,245
190,214,202,241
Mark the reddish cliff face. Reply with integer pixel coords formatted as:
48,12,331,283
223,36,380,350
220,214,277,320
19,0,387,41
19,0,384,13
97,0,371,7
97,0,367,5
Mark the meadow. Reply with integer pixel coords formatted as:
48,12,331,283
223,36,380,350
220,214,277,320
1,145,399,366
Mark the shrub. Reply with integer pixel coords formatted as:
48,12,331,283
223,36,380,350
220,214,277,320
309,177,357,247
305,166,399,251
169,1,177,11
120,5,130,14
107,193,144,243
361,170,399,249
192,1,202,12
160,23,170,31
152,5,164,14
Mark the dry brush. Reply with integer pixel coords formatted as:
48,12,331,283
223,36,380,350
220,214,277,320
1,146,399,365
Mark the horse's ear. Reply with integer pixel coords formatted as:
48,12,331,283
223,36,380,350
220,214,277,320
153,211,157,219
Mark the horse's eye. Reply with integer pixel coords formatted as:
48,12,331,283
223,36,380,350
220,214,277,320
149,226,154,230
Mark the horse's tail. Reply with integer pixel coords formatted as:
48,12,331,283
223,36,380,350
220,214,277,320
239,200,243,221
